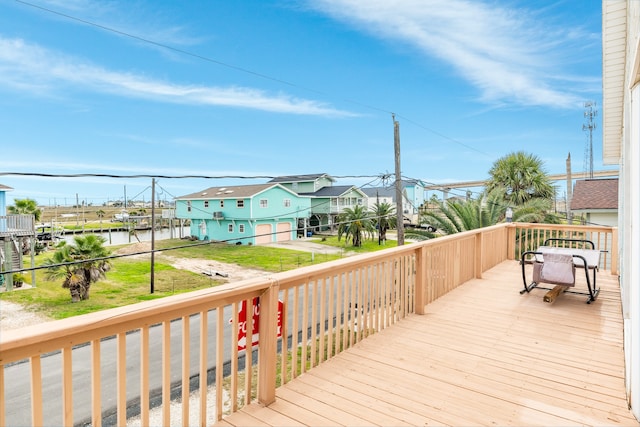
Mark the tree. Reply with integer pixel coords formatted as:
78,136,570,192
370,202,396,244
418,188,563,238
8,198,42,222
337,205,375,247
420,190,506,235
486,151,555,205
96,209,106,231
508,196,562,224
44,235,111,302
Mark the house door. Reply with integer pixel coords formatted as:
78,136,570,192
255,224,272,244
276,222,291,242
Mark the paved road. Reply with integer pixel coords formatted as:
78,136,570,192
3,238,354,426
4,296,342,426
4,310,233,427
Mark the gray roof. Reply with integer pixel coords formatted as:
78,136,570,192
361,187,395,198
176,184,281,200
362,180,422,199
300,185,361,198
268,173,335,183
0,184,13,191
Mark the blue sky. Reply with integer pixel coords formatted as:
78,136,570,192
0,0,609,206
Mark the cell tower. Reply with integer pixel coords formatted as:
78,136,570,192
582,101,597,179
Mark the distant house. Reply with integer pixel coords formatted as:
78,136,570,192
302,185,368,231
361,187,394,208
0,183,11,219
362,179,427,224
268,173,336,194
570,178,619,227
268,174,368,231
1,184,35,289
174,183,311,245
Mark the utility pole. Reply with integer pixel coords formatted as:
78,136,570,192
393,114,405,246
377,190,381,245
150,178,155,294
583,101,597,179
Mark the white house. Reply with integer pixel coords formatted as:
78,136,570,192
570,178,618,227
602,1,639,418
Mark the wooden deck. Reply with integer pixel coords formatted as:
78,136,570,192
215,260,638,427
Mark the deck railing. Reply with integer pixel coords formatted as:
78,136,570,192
0,214,35,237
508,222,618,273
0,223,616,426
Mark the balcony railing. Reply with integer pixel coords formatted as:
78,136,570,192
0,214,35,237
0,223,618,426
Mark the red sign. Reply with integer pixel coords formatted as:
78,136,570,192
230,297,283,351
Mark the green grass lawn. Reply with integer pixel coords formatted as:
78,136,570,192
154,238,344,271
2,237,385,320
310,235,397,253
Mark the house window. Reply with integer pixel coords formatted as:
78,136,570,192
283,198,291,208
239,224,245,233
237,200,244,208
228,224,234,233
204,201,209,208
220,200,224,208
357,198,363,205
260,199,268,208
187,201,192,212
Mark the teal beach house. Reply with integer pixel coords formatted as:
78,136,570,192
175,183,311,245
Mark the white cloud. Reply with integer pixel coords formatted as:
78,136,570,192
0,36,356,117
310,0,593,109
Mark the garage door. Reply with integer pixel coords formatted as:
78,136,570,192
276,222,291,242
255,224,272,245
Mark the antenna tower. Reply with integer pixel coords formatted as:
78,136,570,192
582,101,597,179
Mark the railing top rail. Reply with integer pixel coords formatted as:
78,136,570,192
510,223,616,233
1,222,614,365
0,276,273,364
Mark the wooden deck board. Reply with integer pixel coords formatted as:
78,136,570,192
214,260,638,427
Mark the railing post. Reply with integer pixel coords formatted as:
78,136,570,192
507,224,516,261
258,281,279,406
415,245,427,315
611,227,618,275
475,231,483,279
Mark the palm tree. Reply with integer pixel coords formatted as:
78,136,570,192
44,235,111,302
420,188,563,238
509,197,562,224
96,209,106,232
337,205,375,247
8,198,42,222
418,189,513,237
486,151,555,205
370,202,396,244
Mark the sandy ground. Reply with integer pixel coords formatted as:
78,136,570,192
0,299,51,331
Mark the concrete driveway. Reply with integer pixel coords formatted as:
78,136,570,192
265,237,354,255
